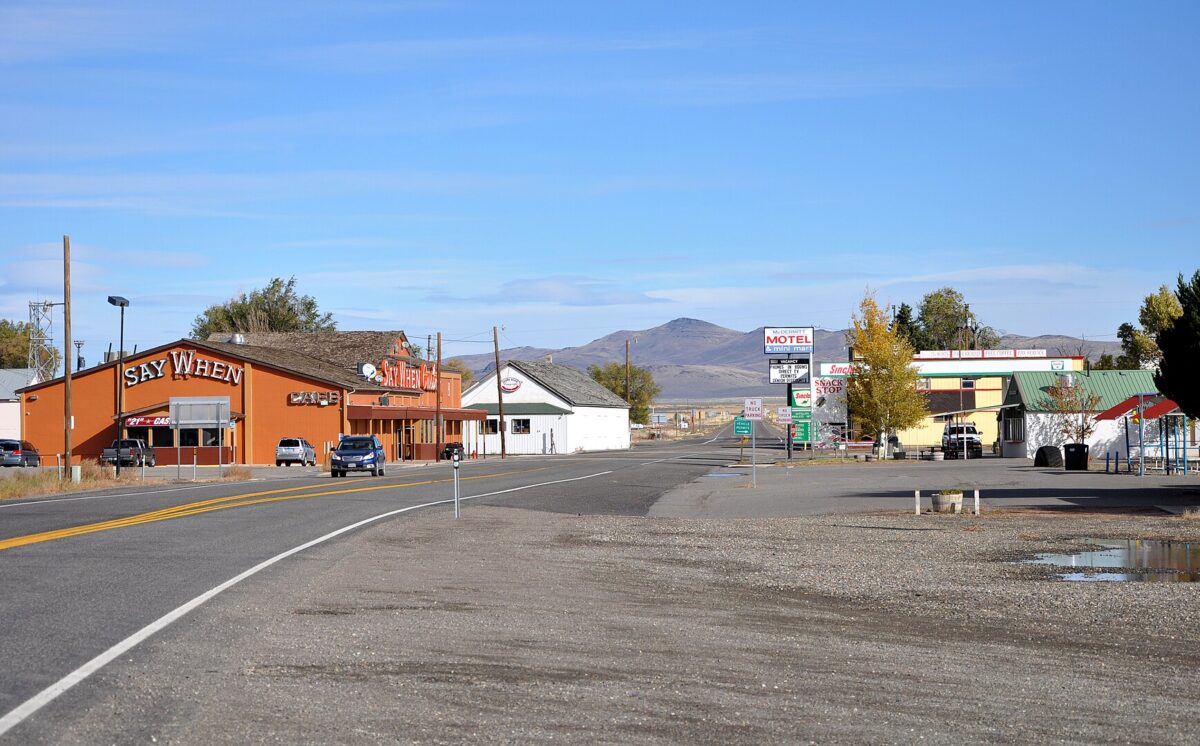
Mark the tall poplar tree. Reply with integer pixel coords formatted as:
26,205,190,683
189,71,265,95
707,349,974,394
846,293,929,457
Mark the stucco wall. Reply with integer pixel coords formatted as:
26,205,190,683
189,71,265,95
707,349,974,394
0,401,19,440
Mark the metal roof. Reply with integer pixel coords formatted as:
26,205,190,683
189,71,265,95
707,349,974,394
0,368,37,400
506,360,630,409
465,402,572,416
1008,370,1159,413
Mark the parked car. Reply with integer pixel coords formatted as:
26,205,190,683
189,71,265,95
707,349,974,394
0,439,40,467
942,424,983,459
331,435,385,477
276,437,316,466
100,439,155,467
441,442,465,461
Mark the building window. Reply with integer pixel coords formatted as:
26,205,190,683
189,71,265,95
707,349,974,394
961,378,976,390
511,418,531,434
484,418,499,435
179,429,199,447
202,428,222,447
151,426,174,448
917,378,931,390
1003,416,1025,443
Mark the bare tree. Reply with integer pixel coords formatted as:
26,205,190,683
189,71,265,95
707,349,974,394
1038,379,1102,444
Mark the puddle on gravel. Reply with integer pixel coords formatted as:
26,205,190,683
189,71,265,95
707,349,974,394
1023,538,1200,582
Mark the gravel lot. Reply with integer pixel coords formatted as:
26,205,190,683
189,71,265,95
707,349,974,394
37,504,1200,745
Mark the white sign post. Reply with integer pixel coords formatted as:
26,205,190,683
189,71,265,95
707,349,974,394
744,398,762,487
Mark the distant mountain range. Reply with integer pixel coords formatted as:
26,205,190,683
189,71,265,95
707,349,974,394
454,318,1122,401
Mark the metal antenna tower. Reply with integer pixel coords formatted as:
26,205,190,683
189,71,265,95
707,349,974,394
27,300,59,381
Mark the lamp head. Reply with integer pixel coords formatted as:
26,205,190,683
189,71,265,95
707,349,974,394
107,296,130,308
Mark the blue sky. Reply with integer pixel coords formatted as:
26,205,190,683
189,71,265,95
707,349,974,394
2,1,1197,361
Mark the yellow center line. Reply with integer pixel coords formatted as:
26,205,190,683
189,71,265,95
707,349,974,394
0,467,544,552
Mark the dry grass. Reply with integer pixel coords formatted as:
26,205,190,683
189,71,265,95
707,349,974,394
0,461,160,501
1181,508,1200,521
220,465,253,481
0,459,256,501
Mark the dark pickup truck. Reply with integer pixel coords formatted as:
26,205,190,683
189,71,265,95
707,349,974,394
100,439,156,467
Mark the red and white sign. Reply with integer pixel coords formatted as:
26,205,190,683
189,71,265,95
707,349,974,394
500,376,522,393
812,377,845,397
744,398,763,420
764,326,814,354
820,362,859,377
374,359,438,391
124,415,171,427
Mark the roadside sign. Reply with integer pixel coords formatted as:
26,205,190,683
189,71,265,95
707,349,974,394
764,327,815,355
791,389,812,408
776,407,792,422
734,417,752,435
793,420,813,443
743,398,763,420
769,358,811,384
791,407,812,422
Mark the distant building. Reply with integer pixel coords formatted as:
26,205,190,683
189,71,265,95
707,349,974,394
998,370,1162,459
1,368,39,440
820,349,1086,450
463,360,630,455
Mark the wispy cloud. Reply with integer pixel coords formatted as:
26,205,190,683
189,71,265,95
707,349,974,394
427,276,667,307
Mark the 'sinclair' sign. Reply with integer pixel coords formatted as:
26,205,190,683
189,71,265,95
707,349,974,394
124,350,244,388
764,326,814,355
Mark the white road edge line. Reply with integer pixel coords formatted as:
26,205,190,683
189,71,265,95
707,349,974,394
0,469,613,737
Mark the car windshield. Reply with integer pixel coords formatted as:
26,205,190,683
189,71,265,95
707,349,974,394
337,439,374,451
0,442,18,452
278,439,300,448
949,426,977,434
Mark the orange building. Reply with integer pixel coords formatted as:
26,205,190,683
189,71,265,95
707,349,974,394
18,331,482,465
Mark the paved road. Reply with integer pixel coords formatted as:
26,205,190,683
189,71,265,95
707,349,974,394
0,432,749,738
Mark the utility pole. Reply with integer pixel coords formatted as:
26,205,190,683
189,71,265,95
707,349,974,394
493,326,506,459
63,236,73,466
435,332,443,461
625,339,631,403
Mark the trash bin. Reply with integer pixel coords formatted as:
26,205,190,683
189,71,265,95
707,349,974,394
1063,443,1089,471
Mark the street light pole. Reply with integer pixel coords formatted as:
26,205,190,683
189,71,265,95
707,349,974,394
108,296,129,476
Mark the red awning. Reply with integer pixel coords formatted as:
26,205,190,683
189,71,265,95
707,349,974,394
1140,399,1179,420
347,405,486,422
1094,395,1147,421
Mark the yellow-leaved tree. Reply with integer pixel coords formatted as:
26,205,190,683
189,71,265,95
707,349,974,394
846,293,929,457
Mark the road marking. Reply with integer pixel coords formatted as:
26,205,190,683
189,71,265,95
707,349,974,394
0,482,259,510
0,468,614,738
0,468,541,552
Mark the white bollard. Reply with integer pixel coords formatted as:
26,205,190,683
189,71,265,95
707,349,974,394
914,489,921,515
974,489,980,516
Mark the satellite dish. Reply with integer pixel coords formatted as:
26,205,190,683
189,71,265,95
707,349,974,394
359,362,377,379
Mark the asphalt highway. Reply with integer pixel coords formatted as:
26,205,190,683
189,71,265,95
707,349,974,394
0,426,772,738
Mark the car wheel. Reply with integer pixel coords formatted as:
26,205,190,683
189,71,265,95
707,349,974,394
148,457,156,467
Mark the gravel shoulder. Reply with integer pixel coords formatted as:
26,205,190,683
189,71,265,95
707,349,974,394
28,503,1200,745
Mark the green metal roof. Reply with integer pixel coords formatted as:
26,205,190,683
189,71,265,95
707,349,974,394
1008,370,1158,413
465,403,572,416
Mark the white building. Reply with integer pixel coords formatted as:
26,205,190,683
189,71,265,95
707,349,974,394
998,370,1162,460
1,368,38,440
462,360,630,455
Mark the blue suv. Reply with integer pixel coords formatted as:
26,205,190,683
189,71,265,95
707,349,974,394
331,435,386,477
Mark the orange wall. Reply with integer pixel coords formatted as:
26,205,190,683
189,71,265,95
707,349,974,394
21,343,465,464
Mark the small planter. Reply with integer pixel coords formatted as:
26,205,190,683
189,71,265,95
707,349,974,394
931,490,963,514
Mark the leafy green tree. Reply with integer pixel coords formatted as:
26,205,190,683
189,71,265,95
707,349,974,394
1115,322,1157,369
916,287,999,350
1092,353,1118,370
191,277,335,339
588,362,660,425
0,319,60,372
891,302,931,351
1116,284,1183,368
1155,270,1200,417
846,293,929,457
443,358,474,388
0,320,31,368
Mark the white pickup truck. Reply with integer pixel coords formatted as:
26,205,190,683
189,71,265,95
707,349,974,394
942,424,983,459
